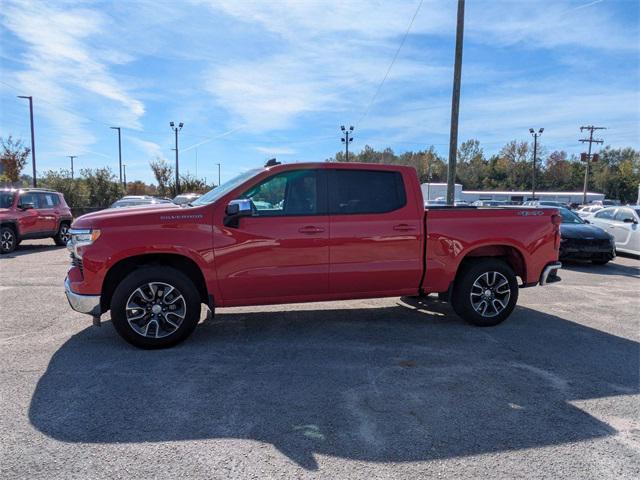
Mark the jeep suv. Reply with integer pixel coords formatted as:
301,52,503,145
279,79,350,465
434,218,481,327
0,188,73,253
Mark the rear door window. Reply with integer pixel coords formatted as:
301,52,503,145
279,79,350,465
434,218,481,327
41,193,58,207
328,170,406,214
594,208,616,220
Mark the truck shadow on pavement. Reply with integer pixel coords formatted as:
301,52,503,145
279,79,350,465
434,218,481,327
29,300,639,470
562,260,639,278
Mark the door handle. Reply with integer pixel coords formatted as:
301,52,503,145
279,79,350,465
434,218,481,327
298,226,325,234
393,224,415,232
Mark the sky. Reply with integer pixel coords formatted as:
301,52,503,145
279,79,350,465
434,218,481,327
1,0,639,185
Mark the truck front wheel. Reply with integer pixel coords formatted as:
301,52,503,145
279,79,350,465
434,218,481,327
110,266,201,349
452,259,519,327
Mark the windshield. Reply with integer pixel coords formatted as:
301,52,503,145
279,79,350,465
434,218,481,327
0,192,15,208
559,208,584,224
192,168,262,206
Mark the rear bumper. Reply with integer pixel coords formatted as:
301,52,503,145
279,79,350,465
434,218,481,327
540,262,562,286
65,276,101,316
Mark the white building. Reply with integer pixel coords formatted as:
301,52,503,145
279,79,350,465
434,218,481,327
421,183,605,204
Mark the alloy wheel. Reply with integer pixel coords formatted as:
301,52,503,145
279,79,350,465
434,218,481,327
1,230,15,252
125,282,187,338
469,271,511,318
60,224,71,244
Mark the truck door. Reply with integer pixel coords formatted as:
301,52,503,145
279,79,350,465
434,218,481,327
215,169,329,303
327,168,423,296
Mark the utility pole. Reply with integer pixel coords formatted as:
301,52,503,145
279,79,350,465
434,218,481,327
446,0,465,205
17,96,37,187
122,164,127,190
579,125,605,204
170,122,184,195
68,155,77,179
529,128,544,200
110,127,123,186
216,162,221,186
340,125,354,161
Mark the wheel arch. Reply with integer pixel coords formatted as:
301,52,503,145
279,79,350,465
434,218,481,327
456,244,527,285
0,220,19,236
100,253,209,313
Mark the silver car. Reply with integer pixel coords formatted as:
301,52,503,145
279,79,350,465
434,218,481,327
589,206,640,256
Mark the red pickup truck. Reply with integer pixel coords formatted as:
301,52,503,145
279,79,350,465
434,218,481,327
65,162,561,348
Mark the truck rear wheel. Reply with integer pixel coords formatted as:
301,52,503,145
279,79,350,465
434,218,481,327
110,266,201,349
452,259,518,327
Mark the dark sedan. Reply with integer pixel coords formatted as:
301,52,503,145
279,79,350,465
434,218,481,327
559,208,615,265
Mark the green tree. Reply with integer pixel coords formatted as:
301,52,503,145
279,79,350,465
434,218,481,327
39,170,86,209
0,136,30,183
179,174,211,194
81,167,124,208
457,139,486,189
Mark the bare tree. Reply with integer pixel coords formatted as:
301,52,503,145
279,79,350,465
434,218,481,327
149,157,173,197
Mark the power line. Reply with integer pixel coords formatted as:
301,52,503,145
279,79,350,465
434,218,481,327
356,0,424,127
181,126,244,152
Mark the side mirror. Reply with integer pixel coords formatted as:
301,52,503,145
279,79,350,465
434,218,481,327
224,199,252,227
623,217,638,224
18,202,35,210
584,219,590,224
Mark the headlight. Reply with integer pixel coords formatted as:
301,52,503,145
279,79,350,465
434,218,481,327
67,228,101,258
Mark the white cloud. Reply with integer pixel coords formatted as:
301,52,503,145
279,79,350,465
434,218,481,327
201,0,638,137
129,137,164,159
1,0,144,154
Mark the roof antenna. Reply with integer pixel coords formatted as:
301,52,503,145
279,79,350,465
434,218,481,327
265,158,280,167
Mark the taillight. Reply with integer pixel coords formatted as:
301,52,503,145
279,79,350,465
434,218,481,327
551,214,561,250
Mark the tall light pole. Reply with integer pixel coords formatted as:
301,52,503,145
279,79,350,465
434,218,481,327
529,128,543,200
68,155,77,179
17,95,37,187
110,127,123,186
446,0,465,205
216,162,221,186
340,125,354,161
170,121,183,194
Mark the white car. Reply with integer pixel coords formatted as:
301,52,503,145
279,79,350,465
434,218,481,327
576,205,602,219
589,206,640,256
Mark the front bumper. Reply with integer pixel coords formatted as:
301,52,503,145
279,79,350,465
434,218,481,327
540,261,562,286
64,276,101,316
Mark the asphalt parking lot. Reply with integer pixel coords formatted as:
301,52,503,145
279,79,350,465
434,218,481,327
1,240,639,479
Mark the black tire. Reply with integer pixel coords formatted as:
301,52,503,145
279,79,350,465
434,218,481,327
591,258,609,265
451,258,519,327
110,266,202,349
53,222,71,246
0,226,17,254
